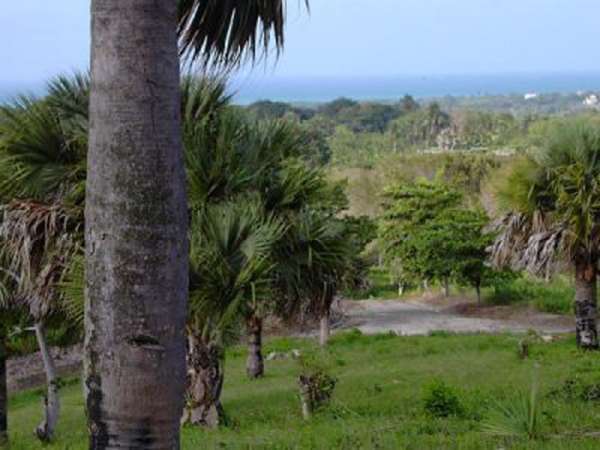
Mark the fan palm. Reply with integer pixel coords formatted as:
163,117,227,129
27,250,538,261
280,210,353,346
185,200,284,427
0,77,87,441
491,119,600,349
178,0,310,68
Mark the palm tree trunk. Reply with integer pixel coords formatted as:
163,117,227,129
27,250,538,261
0,334,6,445
33,322,60,442
182,333,225,428
86,1,188,448
319,311,330,347
574,260,599,350
246,315,264,379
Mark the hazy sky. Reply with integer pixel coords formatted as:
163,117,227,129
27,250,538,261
1,0,600,83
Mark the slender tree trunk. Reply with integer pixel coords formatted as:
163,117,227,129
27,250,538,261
0,334,6,445
319,311,330,347
476,284,482,307
443,278,450,297
574,260,599,350
182,333,225,428
33,322,60,442
246,315,264,379
86,1,188,448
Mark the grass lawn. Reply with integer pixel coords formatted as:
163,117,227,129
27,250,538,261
8,331,600,449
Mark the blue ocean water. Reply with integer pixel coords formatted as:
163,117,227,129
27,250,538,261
230,72,600,104
2,72,600,105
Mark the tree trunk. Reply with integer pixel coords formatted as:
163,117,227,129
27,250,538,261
86,1,188,448
443,278,450,297
319,312,330,347
574,261,599,350
33,322,60,442
181,333,225,428
246,316,264,379
476,284,482,307
0,334,6,445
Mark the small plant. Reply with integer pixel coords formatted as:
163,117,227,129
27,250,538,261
297,352,337,419
518,330,542,360
422,379,464,418
482,371,542,440
548,376,600,402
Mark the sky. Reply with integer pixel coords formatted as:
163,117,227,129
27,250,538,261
1,0,600,85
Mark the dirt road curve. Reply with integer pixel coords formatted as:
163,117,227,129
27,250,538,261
340,299,573,336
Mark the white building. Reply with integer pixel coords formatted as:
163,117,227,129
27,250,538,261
584,94,599,107
524,93,538,100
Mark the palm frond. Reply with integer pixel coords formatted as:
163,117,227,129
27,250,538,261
0,89,87,206
494,118,600,272
189,199,285,344
0,200,80,320
177,0,309,67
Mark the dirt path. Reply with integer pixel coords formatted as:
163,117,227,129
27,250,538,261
339,298,573,336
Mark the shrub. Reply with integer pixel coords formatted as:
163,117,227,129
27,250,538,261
487,275,573,315
297,352,338,419
422,379,464,418
548,376,600,402
482,373,542,440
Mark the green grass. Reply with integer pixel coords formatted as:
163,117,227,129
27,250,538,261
8,332,600,449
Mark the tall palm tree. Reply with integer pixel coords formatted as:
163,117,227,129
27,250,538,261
491,119,600,349
87,1,304,447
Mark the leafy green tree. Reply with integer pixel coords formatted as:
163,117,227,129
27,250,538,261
379,181,462,290
492,119,600,349
379,180,494,299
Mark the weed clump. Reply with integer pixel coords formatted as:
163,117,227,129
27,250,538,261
422,379,464,418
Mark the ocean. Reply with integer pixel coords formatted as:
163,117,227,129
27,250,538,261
230,72,600,105
2,72,600,105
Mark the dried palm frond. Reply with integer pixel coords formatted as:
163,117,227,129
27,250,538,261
0,200,80,320
489,212,567,279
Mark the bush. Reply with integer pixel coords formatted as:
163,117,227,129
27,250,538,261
482,375,542,440
422,379,464,418
487,275,573,314
297,352,338,419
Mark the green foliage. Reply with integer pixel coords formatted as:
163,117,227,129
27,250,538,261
482,372,542,440
328,126,393,168
422,379,465,418
297,351,338,414
438,152,500,200
389,103,450,149
486,275,573,314
379,180,497,294
496,118,600,269
188,200,285,343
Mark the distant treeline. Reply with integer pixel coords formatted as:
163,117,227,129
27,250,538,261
241,94,600,168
